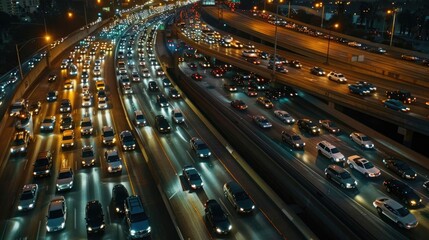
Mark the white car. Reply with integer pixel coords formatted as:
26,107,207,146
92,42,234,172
171,109,184,123
82,94,92,107
347,155,381,177
46,196,67,232
273,110,295,124
316,141,345,163
142,68,150,78
98,99,107,109
64,79,74,89
18,184,38,211
105,150,123,173
40,116,56,132
327,72,347,83
349,132,374,149
61,130,75,149
101,126,116,145
373,197,418,229
56,168,74,191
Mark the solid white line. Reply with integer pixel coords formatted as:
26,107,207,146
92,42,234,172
36,220,41,240
106,206,111,224
74,208,76,229
0,220,8,240
169,190,178,200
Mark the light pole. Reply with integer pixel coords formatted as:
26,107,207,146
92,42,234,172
268,0,283,83
315,2,324,28
325,23,339,65
388,9,398,47
15,36,50,83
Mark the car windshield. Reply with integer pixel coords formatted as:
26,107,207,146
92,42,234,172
82,150,94,157
13,139,25,146
63,135,73,140
123,135,134,142
174,112,183,118
337,74,344,78
361,136,370,141
340,172,351,179
35,158,49,166
103,130,113,137
331,148,340,154
58,171,72,179
130,212,148,223
398,162,410,170
189,173,200,181
107,155,119,163
292,135,301,141
136,115,144,120
235,191,249,201
48,209,64,219
196,143,208,150
20,191,34,200
62,118,72,123
396,206,410,217
363,162,375,169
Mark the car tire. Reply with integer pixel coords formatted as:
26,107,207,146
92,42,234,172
349,164,354,169
386,187,391,193
365,173,369,178
397,222,404,228
376,207,383,215
401,172,406,178
341,183,345,188
326,173,331,179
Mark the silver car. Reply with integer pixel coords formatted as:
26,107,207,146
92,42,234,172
18,184,38,211
46,196,67,232
182,165,203,190
350,132,374,149
373,197,418,229
56,168,74,191
274,110,295,124
81,146,95,167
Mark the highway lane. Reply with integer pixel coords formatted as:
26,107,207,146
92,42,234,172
0,15,178,239
176,56,429,238
115,18,296,239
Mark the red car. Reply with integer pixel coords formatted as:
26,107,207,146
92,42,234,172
191,73,203,81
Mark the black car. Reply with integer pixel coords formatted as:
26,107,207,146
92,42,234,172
169,88,181,99
297,119,320,135
154,115,171,133
33,151,53,178
148,81,159,92
29,101,41,115
281,86,298,97
383,158,417,180
310,66,325,76
386,90,416,104
85,200,105,234
205,199,232,235
60,114,74,131
383,179,422,207
223,181,255,214
230,100,248,110
112,184,129,214
48,74,57,82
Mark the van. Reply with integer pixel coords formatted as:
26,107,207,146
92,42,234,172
316,141,345,163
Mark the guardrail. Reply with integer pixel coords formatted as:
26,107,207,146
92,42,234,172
177,31,429,137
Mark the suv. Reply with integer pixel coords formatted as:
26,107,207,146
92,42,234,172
124,195,151,238
205,199,232,234
80,117,94,136
134,110,146,127
120,130,136,150
85,200,105,234
61,130,75,149
281,130,305,150
383,179,422,207
386,90,416,104
105,150,123,173
223,181,255,213
324,165,357,189
102,126,116,145
154,115,171,133
327,72,347,83
10,130,31,155
316,141,345,163
33,151,53,177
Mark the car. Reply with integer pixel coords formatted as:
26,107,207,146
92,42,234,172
383,179,422,207
327,72,347,83
191,73,203,81
223,83,237,92
171,109,184,123
401,54,419,61
154,115,171,133
81,145,95,167
169,88,181,99
85,200,105,234
82,93,92,107
141,68,150,77
190,137,211,158
80,117,93,136
310,66,325,76
356,81,377,92
289,60,302,68
182,165,204,190
348,41,362,47
122,85,133,94
96,81,105,91
242,49,258,58
256,97,274,109
347,155,381,178
383,158,417,180
48,74,57,82
120,130,136,151
56,168,74,191
223,181,255,213
15,111,31,130
40,116,56,132
253,115,272,129
102,126,116,145
10,130,31,156
231,40,243,48
60,114,74,131
124,195,151,238
383,99,410,112
156,67,165,76
98,99,108,109
348,84,370,96
33,151,53,177
205,199,232,235
230,100,248,110
46,196,67,232
162,78,172,87
281,130,305,149
349,132,374,149
157,94,169,107
370,47,387,54
148,81,159,92
317,141,345,163
273,110,295,124
61,130,75,149
297,119,320,135
325,165,357,189
9,99,27,117
105,150,122,173
59,99,72,113
112,184,129,214
373,197,418,229
29,101,41,115
64,79,74,90
120,76,131,86
17,184,38,211
268,64,288,73
386,90,416,104
319,119,340,133
211,68,224,77
46,91,58,102
134,110,146,127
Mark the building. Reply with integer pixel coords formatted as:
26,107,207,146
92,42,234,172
0,0,40,16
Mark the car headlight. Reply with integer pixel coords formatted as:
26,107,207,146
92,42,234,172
60,222,65,229
45,170,50,173
119,165,123,169
216,227,222,233
18,205,23,210
88,226,92,231
410,200,416,205
130,230,136,235
191,184,196,188
46,226,51,231
108,166,112,171
346,183,351,187
100,224,105,229
228,225,232,230
239,207,244,212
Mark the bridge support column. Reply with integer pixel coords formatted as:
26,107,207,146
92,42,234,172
328,101,335,109
398,127,413,147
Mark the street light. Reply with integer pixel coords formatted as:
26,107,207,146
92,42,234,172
268,0,284,84
315,2,324,28
387,9,399,47
16,36,50,84
325,23,339,65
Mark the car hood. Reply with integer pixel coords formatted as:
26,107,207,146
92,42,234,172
47,217,65,228
214,219,231,231
190,178,203,187
108,161,122,168
87,217,104,227
82,156,94,163
19,198,35,208
57,178,73,185
237,198,255,210
400,213,418,225
130,219,150,232
332,153,345,160
404,191,421,202
41,122,53,127
34,165,49,172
